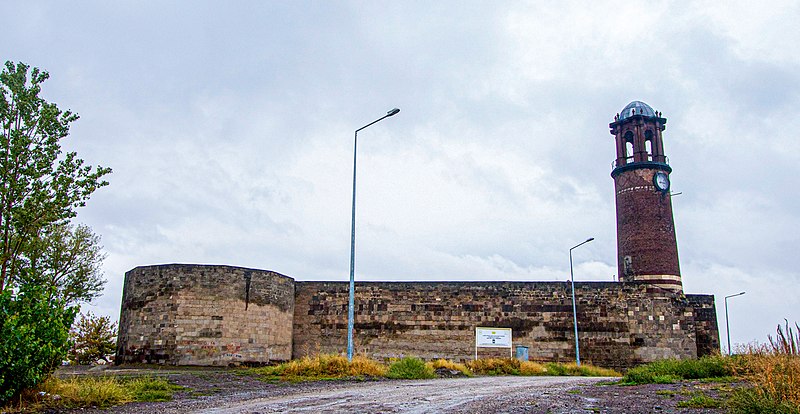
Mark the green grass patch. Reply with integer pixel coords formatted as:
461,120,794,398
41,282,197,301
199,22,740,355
4,375,186,411
125,376,186,402
727,386,800,414
676,392,721,408
387,357,435,379
465,359,619,377
545,362,621,377
622,356,732,385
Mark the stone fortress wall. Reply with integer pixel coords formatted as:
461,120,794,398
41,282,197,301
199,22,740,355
117,264,719,369
116,264,294,366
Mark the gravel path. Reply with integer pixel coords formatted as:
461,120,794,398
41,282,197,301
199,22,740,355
59,367,734,414
202,376,604,414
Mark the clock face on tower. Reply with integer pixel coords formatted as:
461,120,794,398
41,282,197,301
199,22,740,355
653,171,670,192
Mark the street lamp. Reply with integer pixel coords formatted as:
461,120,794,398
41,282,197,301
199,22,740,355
724,291,745,355
347,108,400,362
569,237,594,366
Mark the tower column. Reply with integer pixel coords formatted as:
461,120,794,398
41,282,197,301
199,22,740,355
609,101,682,292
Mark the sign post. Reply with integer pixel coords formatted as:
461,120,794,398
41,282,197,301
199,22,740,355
475,327,513,359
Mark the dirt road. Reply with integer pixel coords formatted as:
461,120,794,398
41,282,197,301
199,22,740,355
65,369,731,414
196,376,605,414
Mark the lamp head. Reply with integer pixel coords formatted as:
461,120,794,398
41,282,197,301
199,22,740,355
387,108,400,116
586,237,595,242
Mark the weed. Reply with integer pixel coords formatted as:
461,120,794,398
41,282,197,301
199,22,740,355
387,357,435,379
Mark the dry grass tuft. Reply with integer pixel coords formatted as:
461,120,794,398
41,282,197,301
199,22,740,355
734,321,800,409
466,358,521,375
257,353,387,380
427,359,473,376
519,361,547,376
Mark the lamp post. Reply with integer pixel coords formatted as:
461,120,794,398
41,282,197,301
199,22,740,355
724,291,745,355
347,108,400,362
569,237,594,366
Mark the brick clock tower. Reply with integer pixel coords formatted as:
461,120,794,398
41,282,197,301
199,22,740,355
610,101,682,292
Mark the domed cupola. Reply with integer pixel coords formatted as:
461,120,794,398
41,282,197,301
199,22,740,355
610,101,669,173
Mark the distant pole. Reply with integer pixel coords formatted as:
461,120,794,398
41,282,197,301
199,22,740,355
348,108,400,362
569,237,594,366
724,291,745,355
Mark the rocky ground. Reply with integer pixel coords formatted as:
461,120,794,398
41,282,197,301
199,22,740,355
51,366,737,414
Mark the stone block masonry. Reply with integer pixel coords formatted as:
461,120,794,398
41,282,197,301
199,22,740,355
294,281,712,370
116,264,294,366
117,264,719,369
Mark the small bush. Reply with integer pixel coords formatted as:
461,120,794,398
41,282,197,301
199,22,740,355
0,286,78,404
387,357,435,379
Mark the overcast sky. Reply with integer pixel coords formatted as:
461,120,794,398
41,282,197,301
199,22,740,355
2,1,798,352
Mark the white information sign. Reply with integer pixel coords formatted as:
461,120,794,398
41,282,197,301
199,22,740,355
475,327,513,359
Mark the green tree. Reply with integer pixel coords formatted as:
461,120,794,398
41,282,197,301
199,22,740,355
0,61,110,404
69,312,117,365
19,222,106,304
0,61,111,293
0,284,77,403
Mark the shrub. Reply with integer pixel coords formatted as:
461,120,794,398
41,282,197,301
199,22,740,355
69,312,117,365
0,285,77,404
387,357,435,379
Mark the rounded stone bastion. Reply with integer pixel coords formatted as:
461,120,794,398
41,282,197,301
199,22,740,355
116,264,295,366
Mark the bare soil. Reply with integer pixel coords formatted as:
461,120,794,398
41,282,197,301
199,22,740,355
52,366,737,414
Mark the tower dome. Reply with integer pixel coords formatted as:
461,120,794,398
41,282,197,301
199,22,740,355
619,101,656,120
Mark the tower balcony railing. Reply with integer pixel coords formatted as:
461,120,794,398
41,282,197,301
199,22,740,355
611,155,669,171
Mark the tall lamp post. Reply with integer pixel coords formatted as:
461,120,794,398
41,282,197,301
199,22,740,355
347,108,400,362
569,237,594,366
724,291,745,355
